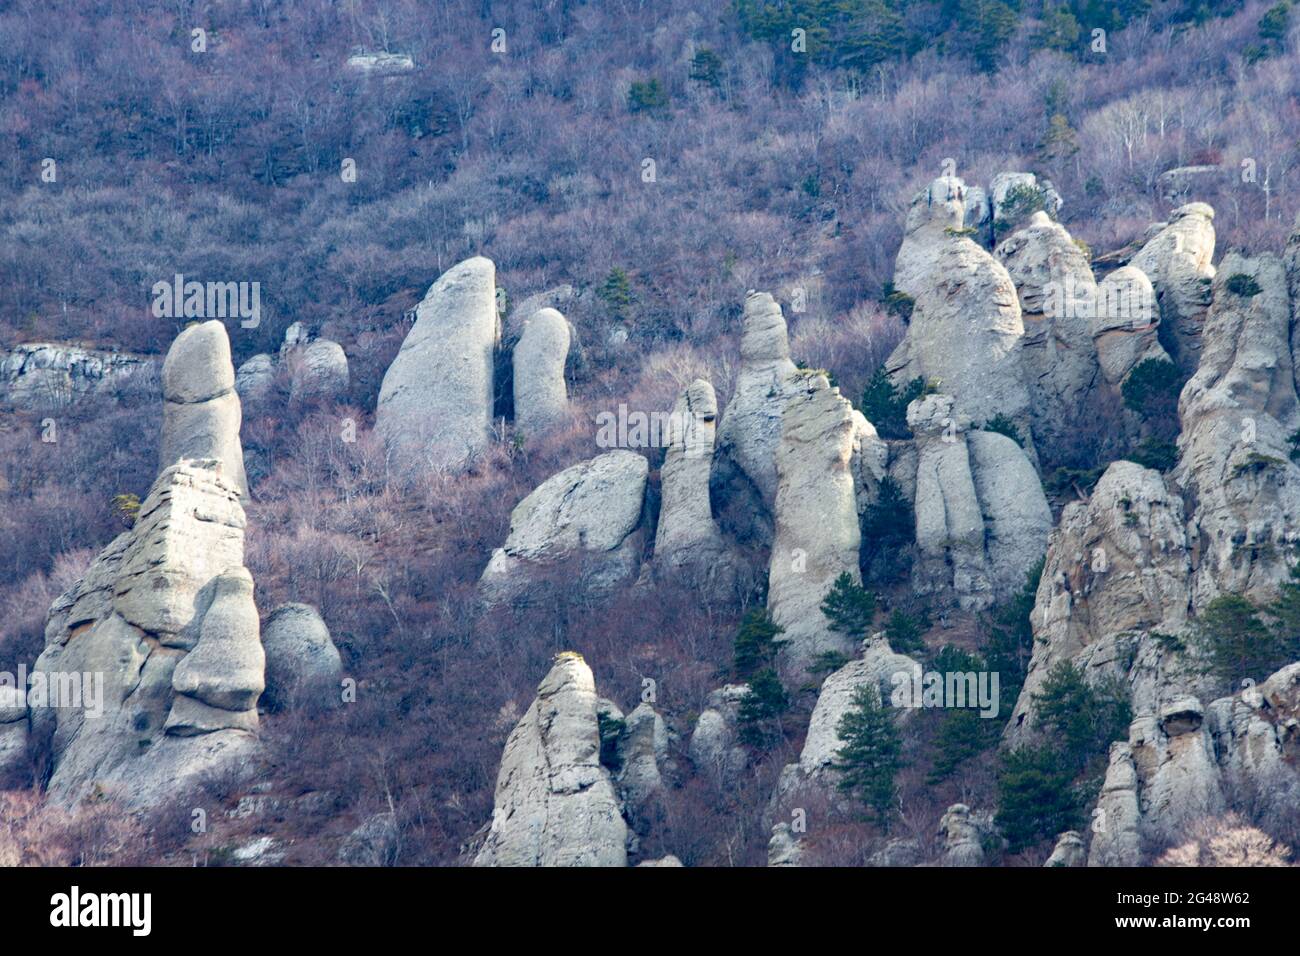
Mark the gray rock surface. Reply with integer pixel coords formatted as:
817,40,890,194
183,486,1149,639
261,603,343,711
1091,266,1168,387
768,374,868,683
0,344,156,412
1045,831,1087,867
996,211,1103,460
376,256,499,474
474,654,629,867
160,321,248,498
1128,203,1216,373
887,235,1036,460
338,812,399,866
512,307,570,436
235,353,276,404
479,450,648,605
290,339,349,401
688,685,749,785
654,379,735,587
32,459,262,808
712,292,801,545
1172,253,1300,611
894,175,969,298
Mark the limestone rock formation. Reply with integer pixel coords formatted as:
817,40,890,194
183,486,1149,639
938,804,997,866
1045,831,1087,867
376,256,499,474
160,321,248,498
894,175,969,298
1172,253,1300,611
797,638,920,775
989,171,1062,233
479,450,648,605
290,339,349,401
995,211,1103,460
1088,743,1143,866
474,654,629,867
1091,266,1169,387
767,822,804,867
512,307,570,436
0,344,157,412
235,353,276,404
261,603,343,711
654,379,736,587
31,459,262,808
886,234,1036,459
767,374,868,683
712,292,801,544
688,685,749,786
615,702,670,816
1128,203,1216,373
0,688,28,788
1008,461,1193,742
908,395,1050,611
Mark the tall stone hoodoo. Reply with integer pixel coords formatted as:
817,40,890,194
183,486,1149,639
512,306,570,436
1172,252,1300,611
767,373,869,684
31,459,263,807
886,229,1037,463
1091,265,1170,387
479,450,649,605
377,256,499,474
995,211,1103,461
654,379,736,587
474,655,629,867
712,291,801,545
1128,203,1216,373
894,175,968,298
160,320,248,498
907,394,1051,611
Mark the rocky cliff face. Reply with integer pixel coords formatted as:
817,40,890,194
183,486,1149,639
0,344,157,412
1128,203,1216,374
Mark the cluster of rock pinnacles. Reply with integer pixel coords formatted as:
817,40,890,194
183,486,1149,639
9,169,1300,868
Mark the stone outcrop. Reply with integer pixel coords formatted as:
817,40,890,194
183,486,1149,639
512,307,570,436
990,172,1062,234
1172,253,1300,611
31,459,262,808
290,339,349,401
0,344,157,412
654,379,736,588
235,353,276,404
614,702,671,817
376,256,499,474
338,812,399,866
261,603,343,711
479,450,648,605
712,292,801,545
160,321,248,498
767,823,804,867
1088,743,1143,866
886,234,1036,460
1128,203,1216,373
688,685,749,786
995,211,1103,461
908,395,1050,611
767,374,869,683
1008,461,1193,742
938,803,1000,866
474,654,629,867
1045,831,1087,867
1091,266,1169,387
0,688,28,788
894,175,969,298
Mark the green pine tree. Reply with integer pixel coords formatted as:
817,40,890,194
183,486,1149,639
832,684,904,825
1196,594,1285,688
733,608,785,679
737,668,789,748
1032,660,1131,775
821,572,876,640
995,744,1083,852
